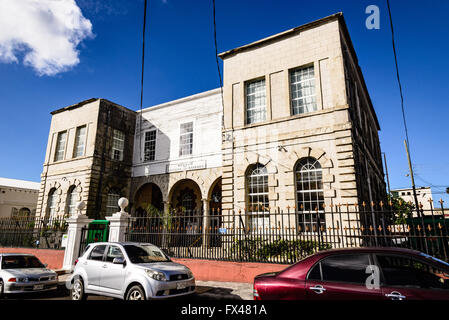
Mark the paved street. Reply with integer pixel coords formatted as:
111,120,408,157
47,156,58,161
2,274,253,300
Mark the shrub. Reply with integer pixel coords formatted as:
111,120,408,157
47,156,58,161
230,237,332,262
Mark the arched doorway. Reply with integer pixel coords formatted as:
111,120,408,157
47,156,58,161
208,178,222,247
132,183,164,246
134,183,164,217
169,179,202,246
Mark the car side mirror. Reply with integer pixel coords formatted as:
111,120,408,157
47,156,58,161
44,263,48,268
113,257,125,265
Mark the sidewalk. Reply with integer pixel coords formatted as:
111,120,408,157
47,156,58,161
194,281,253,300
58,273,253,300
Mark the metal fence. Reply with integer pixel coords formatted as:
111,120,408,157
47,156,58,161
124,204,449,264
0,216,67,249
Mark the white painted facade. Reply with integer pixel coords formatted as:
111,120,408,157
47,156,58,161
132,88,223,177
391,187,434,211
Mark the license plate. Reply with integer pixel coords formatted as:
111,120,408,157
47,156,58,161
176,282,187,290
33,284,44,290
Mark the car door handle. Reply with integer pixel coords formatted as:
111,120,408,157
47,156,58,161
102,264,107,268
309,285,326,294
385,291,406,300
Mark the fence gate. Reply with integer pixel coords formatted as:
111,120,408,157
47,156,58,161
78,220,110,257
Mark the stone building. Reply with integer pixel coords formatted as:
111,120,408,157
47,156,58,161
36,98,136,219
219,13,385,229
0,177,40,218
36,13,386,230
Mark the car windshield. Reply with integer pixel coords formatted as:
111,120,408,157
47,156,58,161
123,244,170,263
1,255,45,269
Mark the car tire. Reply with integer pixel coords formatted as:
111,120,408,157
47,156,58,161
71,278,87,301
0,279,4,299
126,285,146,301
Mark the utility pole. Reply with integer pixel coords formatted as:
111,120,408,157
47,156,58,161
404,140,421,217
382,152,391,195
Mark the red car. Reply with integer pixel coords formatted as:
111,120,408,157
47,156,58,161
253,247,449,300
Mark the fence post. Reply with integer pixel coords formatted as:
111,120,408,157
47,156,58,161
106,198,131,242
62,202,93,271
202,199,210,248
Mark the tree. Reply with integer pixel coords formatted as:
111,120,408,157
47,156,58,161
387,194,415,225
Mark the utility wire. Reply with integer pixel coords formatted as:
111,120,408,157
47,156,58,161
386,0,411,148
212,0,225,127
386,0,421,211
139,0,148,161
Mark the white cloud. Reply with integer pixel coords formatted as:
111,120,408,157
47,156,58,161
0,0,94,76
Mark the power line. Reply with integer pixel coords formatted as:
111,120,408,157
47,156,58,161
212,0,225,126
386,0,410,148
414,173,447,190
139,0,148,161
386,0,420,213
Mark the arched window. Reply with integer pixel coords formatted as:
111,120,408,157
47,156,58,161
295,157,325,231
106,189,121,215
18,208,31,218
47,188,57,219
67,186,78,217
246,163,269,229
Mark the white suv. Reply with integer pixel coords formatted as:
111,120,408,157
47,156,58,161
69,242,195,300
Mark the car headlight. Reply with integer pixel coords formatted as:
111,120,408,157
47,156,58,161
50,275,57,281
186,270,194,279
17,278,29,283
145,269,167,281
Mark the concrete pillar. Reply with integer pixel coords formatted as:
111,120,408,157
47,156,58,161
163,201,171,215
62,213,93,271
106,197,131,242
202,199,210,247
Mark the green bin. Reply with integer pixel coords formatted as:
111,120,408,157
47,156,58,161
86,220,110,245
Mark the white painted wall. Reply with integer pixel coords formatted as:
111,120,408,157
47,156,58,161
392,187,434,210
132,88,223,177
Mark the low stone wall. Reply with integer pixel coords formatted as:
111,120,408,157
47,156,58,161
172,258,289,283
0,247,64,270
0,248,289,282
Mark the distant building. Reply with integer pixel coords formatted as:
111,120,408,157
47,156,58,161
391,187,434,210
0,177,40,218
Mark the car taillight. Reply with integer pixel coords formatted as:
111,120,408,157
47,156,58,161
74,259,78,266
8,278,16,282
253,285,261,300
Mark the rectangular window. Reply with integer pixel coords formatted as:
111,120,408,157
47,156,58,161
179,122,193,156
88,245,106,261
321,254,371,284
105,246,124,263
290,65,317,115
246,78,266,124
144,130,157,161
73,125,86,158
112,129,125,161
106,192,120,215
54,131,67,161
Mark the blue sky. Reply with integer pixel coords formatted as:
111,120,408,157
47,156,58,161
0,0,448,205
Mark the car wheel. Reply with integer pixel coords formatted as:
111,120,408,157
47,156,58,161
71,278,87,301
126,285,145,301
